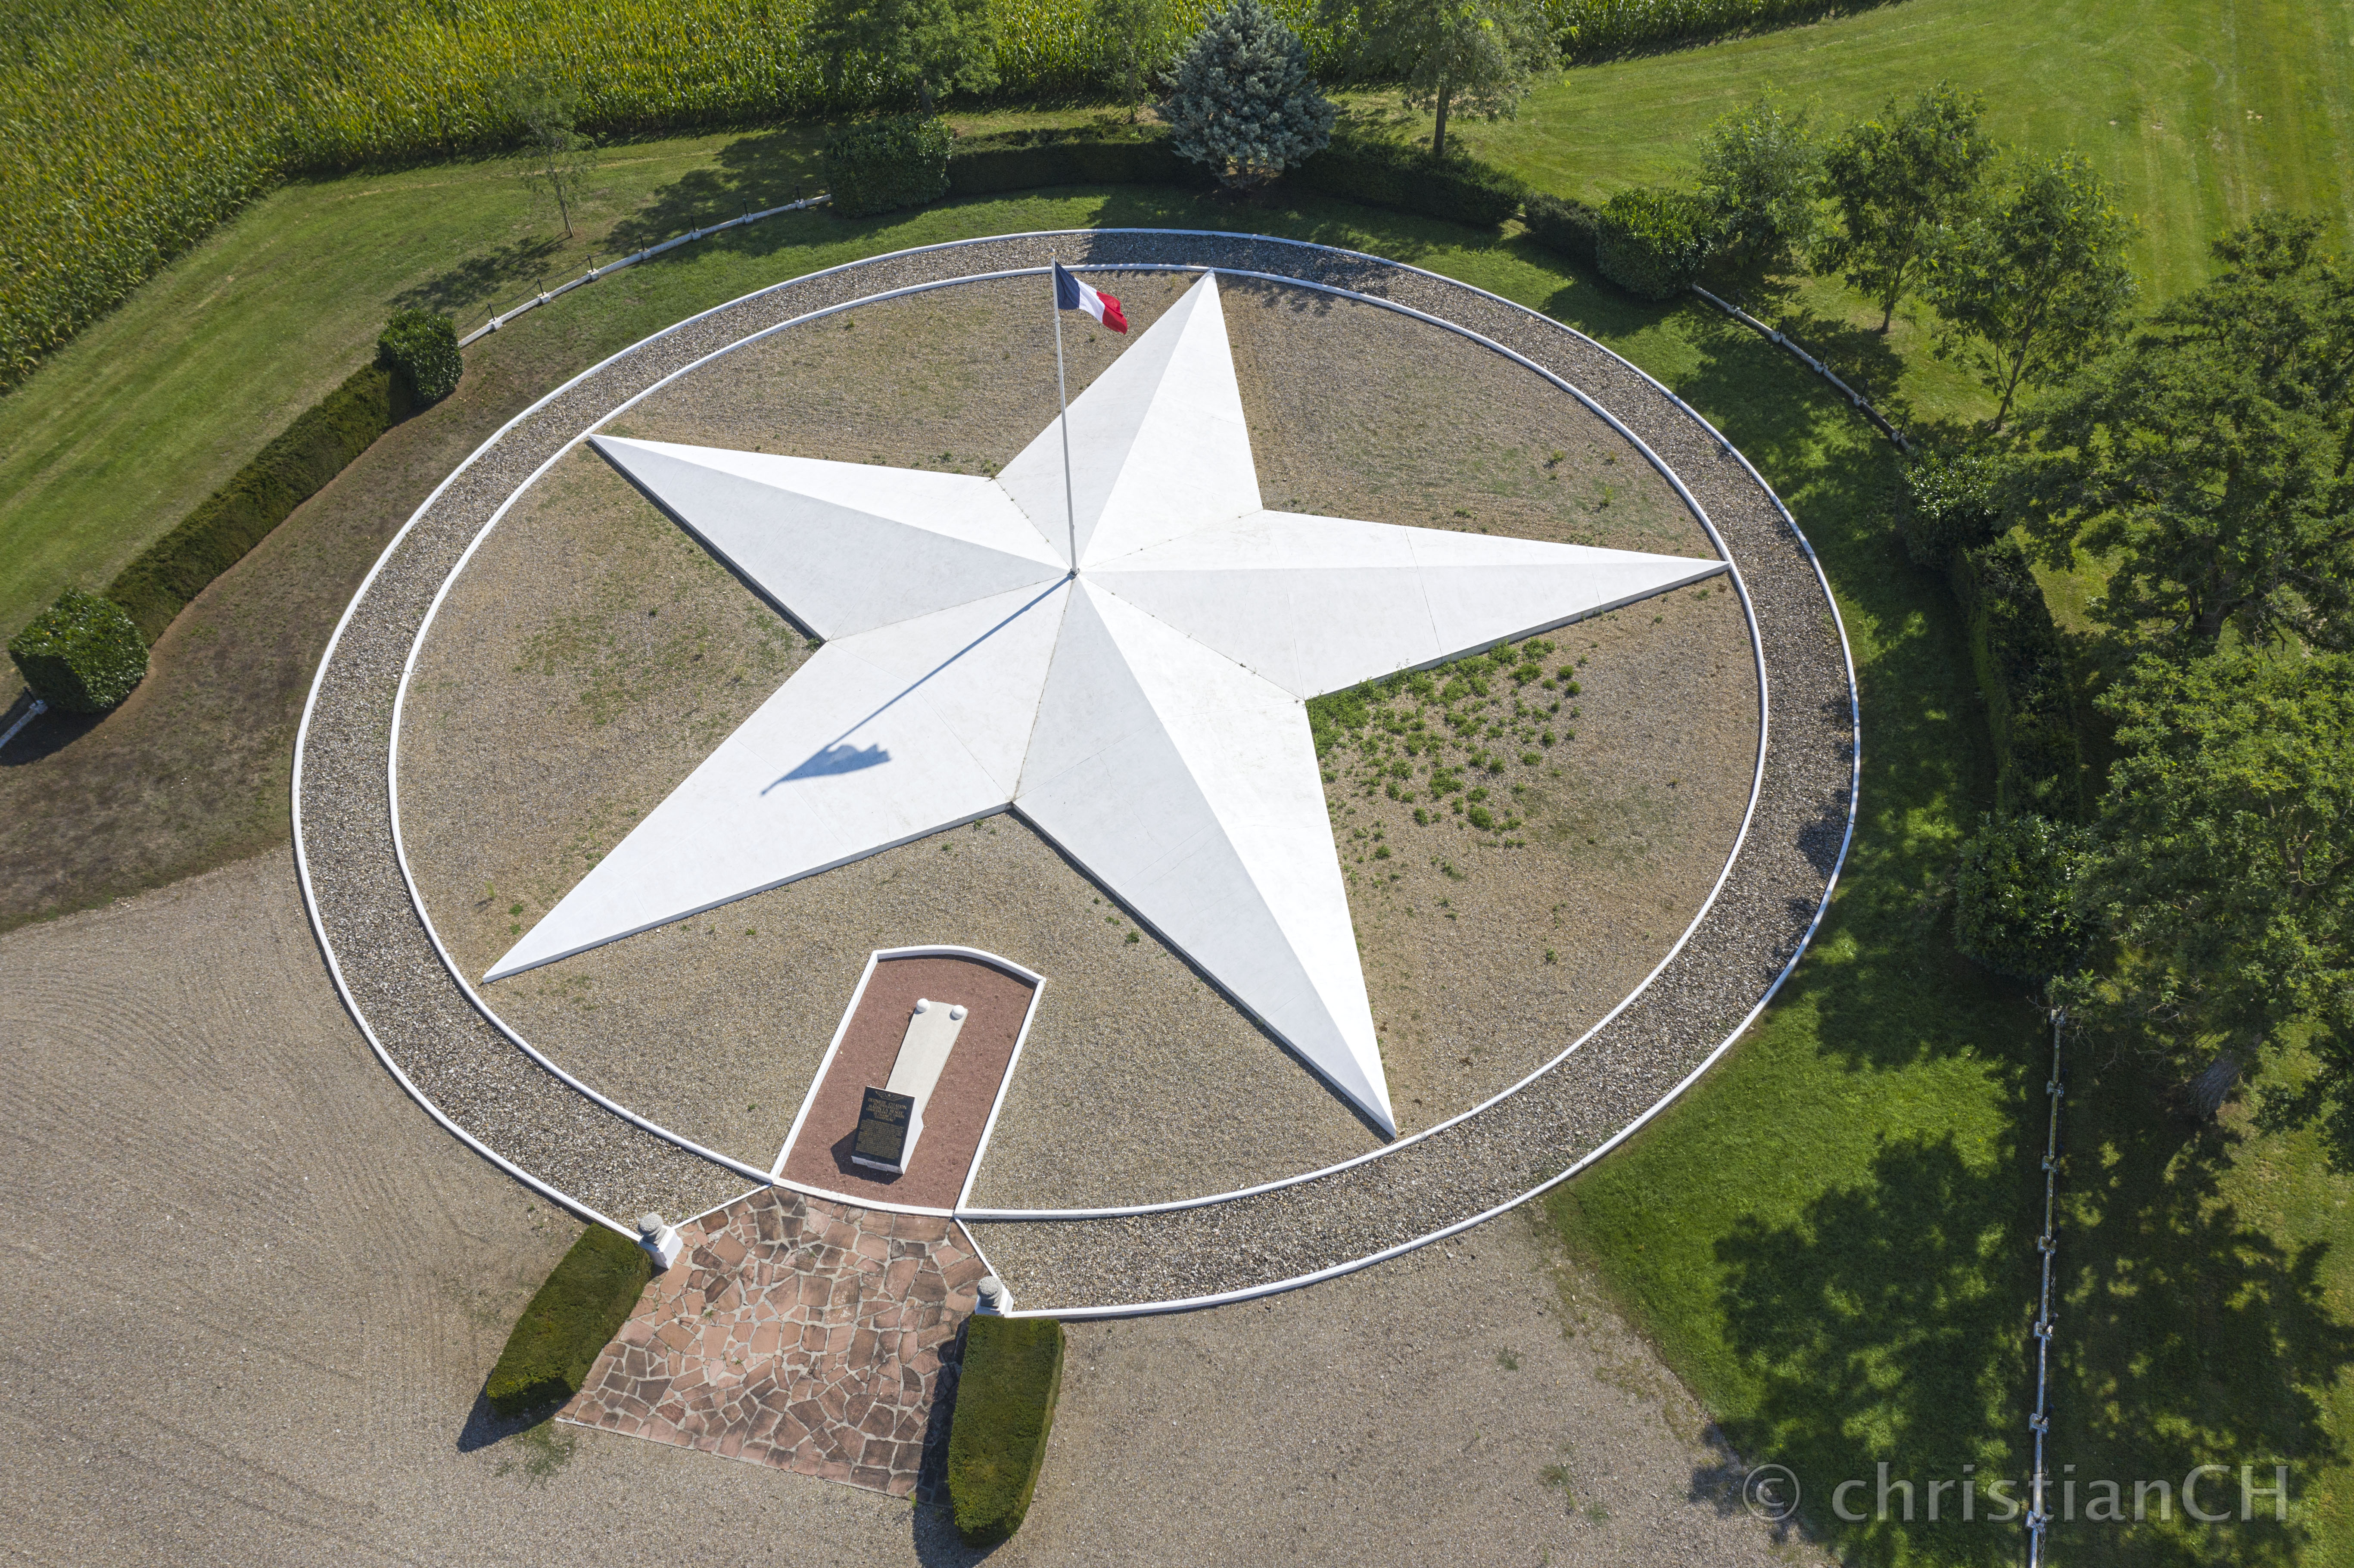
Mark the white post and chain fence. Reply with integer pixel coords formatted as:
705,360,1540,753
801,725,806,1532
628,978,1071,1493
460,192,832,348
1690,284,1913,454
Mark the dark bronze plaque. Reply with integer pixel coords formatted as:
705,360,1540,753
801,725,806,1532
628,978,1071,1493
853,1086,914,1168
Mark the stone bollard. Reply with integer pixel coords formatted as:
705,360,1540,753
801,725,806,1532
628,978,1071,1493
974,1275,1011,1316
637,1212,685,1270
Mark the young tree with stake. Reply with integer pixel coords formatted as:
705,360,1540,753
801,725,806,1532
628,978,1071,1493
1819,81,1997,332
503,66,598,239
1095,0,1169,121
1326,0,1553,161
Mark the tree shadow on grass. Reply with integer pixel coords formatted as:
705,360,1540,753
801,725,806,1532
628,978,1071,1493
2050,1069,2354,1567
1711,1135,2039,1567
389,234,565,316
605,129,828,253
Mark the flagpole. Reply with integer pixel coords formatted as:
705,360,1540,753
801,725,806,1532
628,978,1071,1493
1051,259,1077,576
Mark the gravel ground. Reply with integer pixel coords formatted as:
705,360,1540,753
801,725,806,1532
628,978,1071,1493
0,849,1827,1568
296,233,1853,1300
393,269,1753,1204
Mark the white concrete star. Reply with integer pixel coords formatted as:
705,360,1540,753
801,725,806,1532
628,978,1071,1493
487,273,1726,1136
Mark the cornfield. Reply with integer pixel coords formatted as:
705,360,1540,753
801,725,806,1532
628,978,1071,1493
0,0,1864,392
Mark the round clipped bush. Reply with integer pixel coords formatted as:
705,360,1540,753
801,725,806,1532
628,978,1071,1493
8,587,148,712
1593,187,1715,300
377,309,461,404
825,115,953,217
1899,446,2007,568
1953,812,2095,984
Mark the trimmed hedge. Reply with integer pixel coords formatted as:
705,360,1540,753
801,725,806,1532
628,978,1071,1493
948,127,1196,196
8,588,148,712
378,308,461,404
1289,134,1529,230
1950,537,2086,821
1953,811,2094,984
105,361,414,641
485,1225,652,1417
948,1315,1065,1546
1593,186,1715,300
825,116,953,218
1522,191,1602,267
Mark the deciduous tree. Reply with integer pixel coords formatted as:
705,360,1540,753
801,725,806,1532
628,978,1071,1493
1924,151,2135,430
1327,0,1553,161
1819,81,1998,332
2009,214,2354,650
1095,0,1171,121
812,0,999,114
2059,652,2354,1120
1695,90,1819,276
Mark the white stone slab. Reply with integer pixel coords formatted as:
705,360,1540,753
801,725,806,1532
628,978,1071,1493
486,271,1731,1136
878,996,968,1167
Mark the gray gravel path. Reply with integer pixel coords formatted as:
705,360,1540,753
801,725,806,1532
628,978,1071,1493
295,232,1855,1304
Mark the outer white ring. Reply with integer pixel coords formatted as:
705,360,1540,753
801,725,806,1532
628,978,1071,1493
293,230,1859,1309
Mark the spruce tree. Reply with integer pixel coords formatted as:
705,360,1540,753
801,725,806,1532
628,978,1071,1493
1160,0,1335,190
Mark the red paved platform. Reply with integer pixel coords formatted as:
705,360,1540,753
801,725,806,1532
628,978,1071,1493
776,951,1038,1211
561,1186,987,1497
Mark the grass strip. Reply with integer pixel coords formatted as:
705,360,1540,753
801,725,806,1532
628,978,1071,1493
100,362,414,643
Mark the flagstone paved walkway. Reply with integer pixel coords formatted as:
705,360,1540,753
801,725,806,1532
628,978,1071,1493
560,1187,987,1497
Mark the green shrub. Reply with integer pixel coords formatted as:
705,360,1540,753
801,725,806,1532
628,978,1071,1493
1899,447,2006,569
1522,191,1601,265
8,588,148,712
947,125,1196,194
1951,537,2086,821
948,1315,1065,1546
1593,186,1715,299
824,115,953,217
1290,133,1528,229
486,1226,652,1417
1161,0,1334,190
1953,811,2095,984
377,308,461,404
104,362,411,641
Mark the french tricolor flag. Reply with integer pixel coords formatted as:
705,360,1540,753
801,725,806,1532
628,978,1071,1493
1054,261,1128,333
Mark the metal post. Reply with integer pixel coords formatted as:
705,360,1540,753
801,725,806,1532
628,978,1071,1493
1051,261,1077,574
0,697,48,753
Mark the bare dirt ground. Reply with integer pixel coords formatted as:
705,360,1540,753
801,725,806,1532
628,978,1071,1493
1,849,1819,1568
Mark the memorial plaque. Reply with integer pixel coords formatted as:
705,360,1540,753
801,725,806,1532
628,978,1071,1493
852,1086,915,1170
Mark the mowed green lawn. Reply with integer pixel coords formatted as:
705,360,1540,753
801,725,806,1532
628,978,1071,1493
0,108,1091,641
1451,0,2354,302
